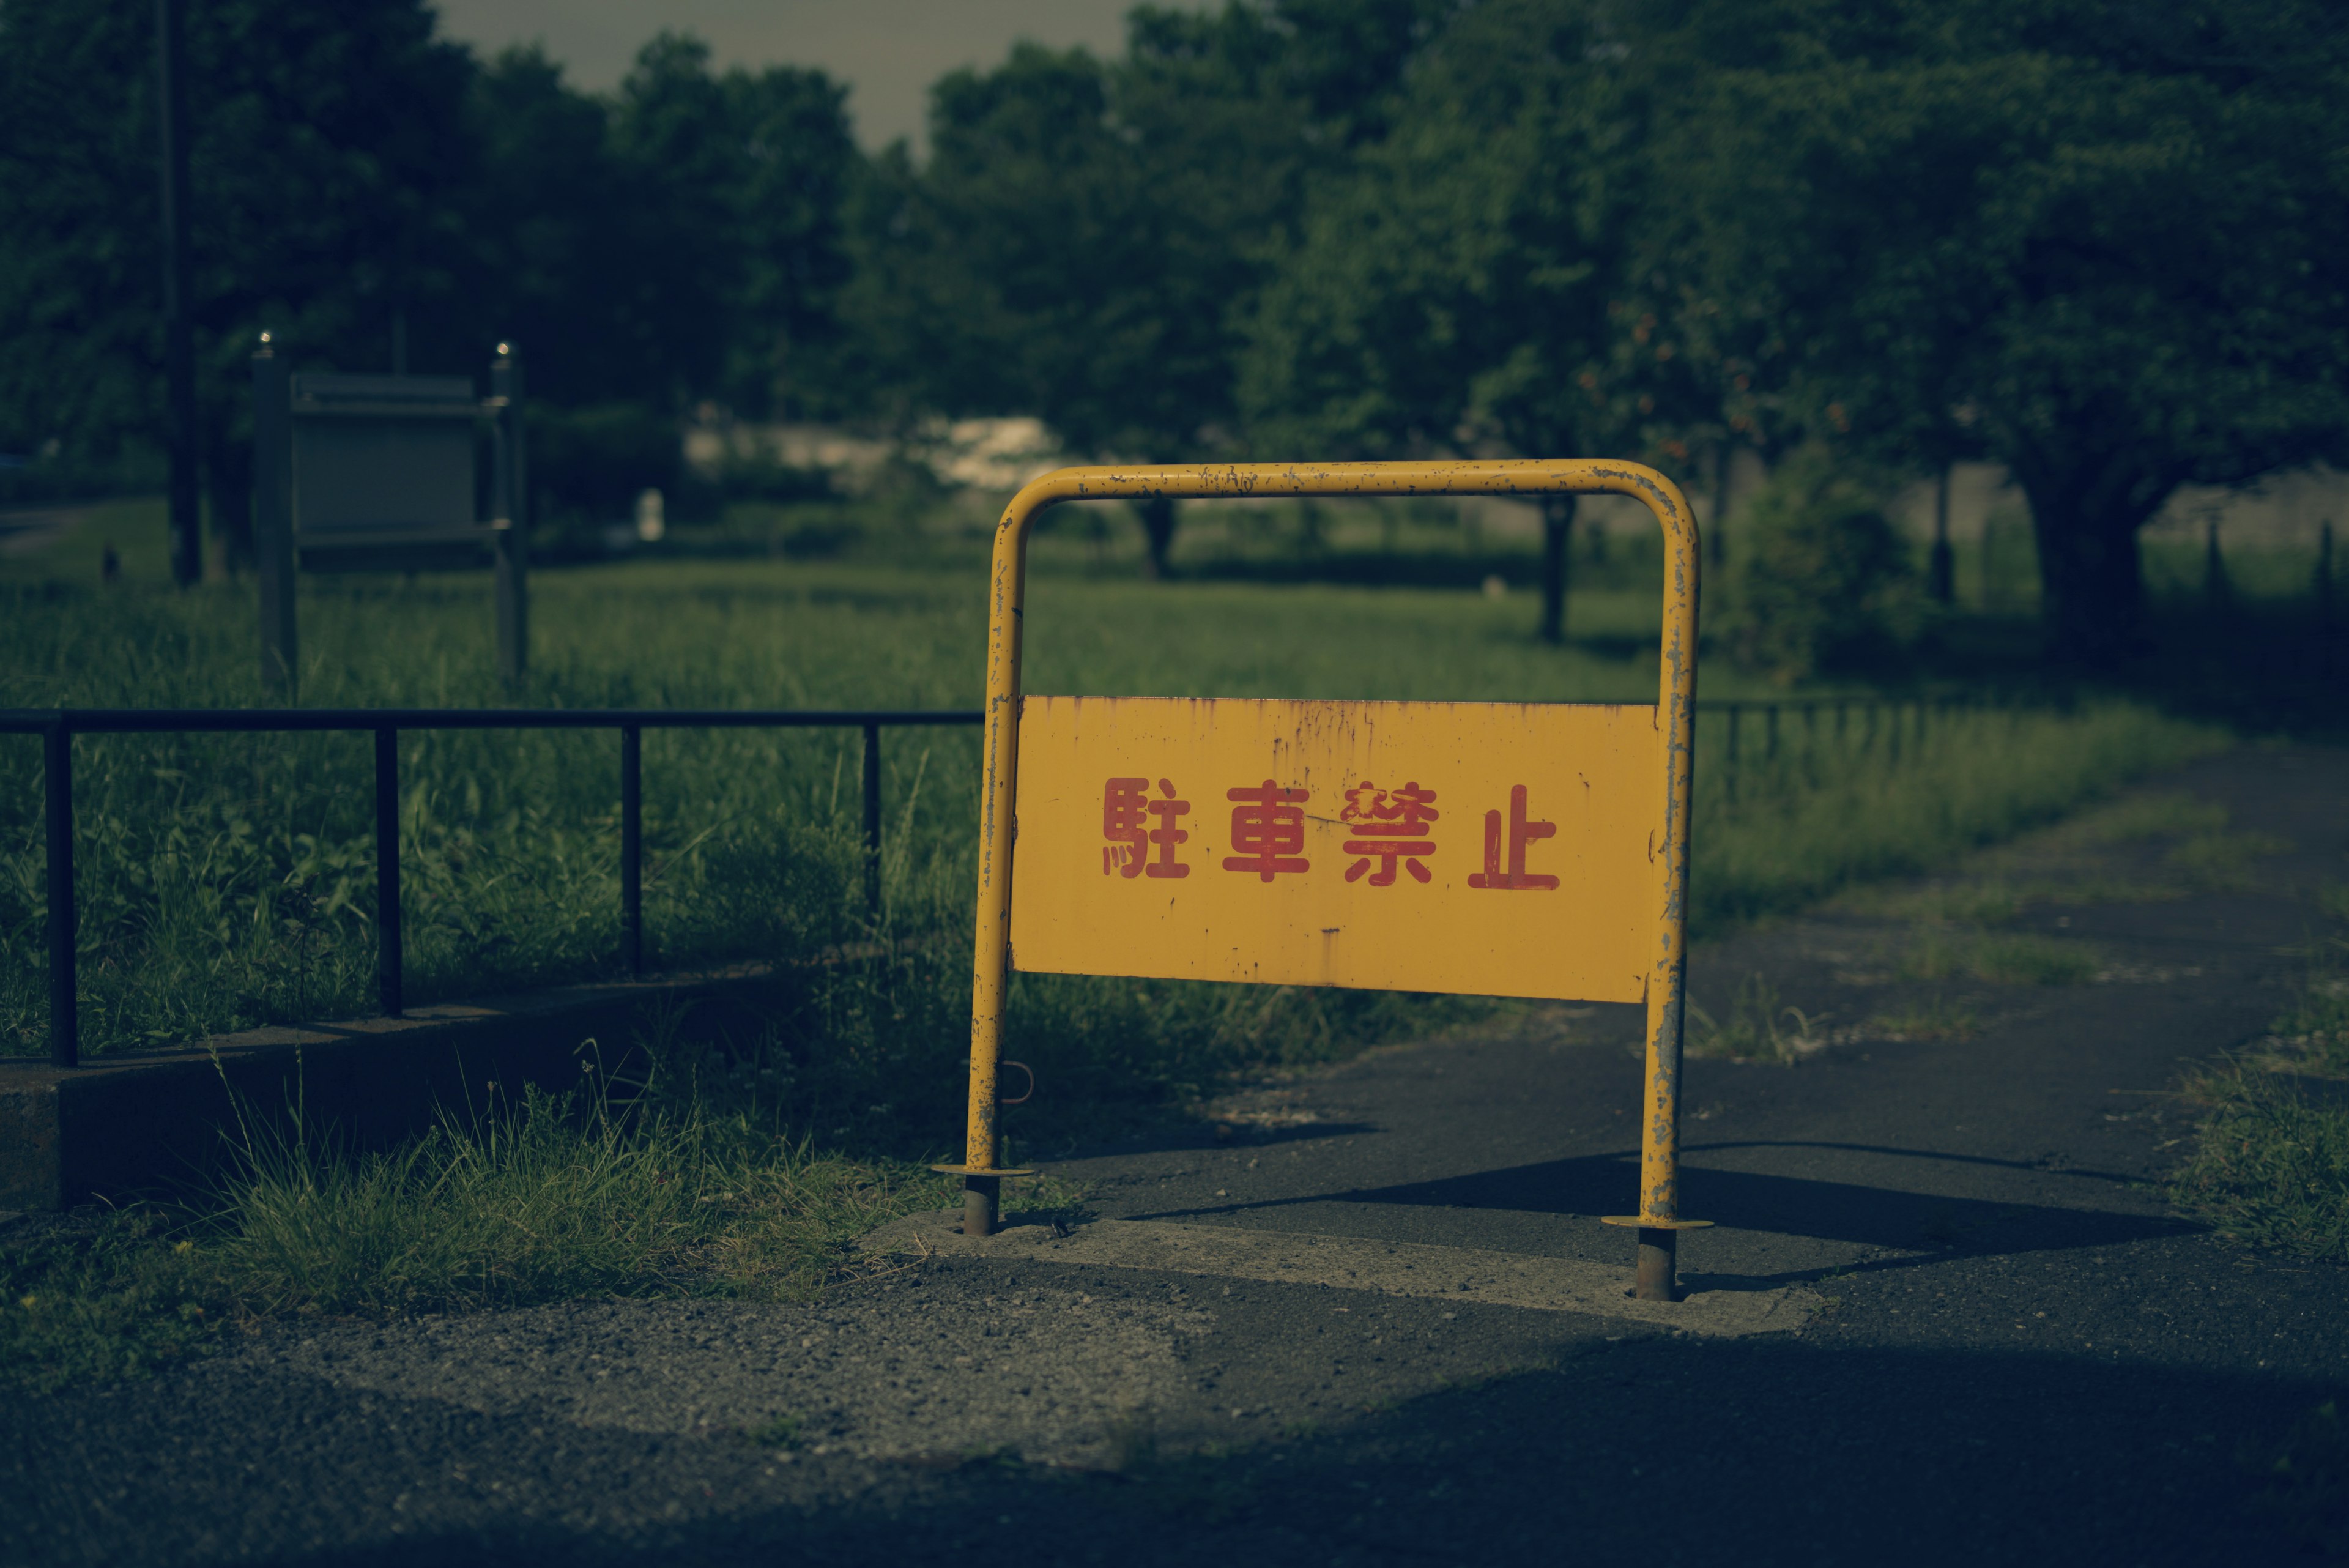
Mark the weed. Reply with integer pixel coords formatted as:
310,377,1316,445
2321,884,2349,924
1105,1406,1161,1471
748,1412,806,1449
1902,931,2097,986
2249,1399,2349,1559
2269,961,2349,1077
1689,973,1827,1063
1864,994,1981,1042
2169,1063,2349,1260
2164,830,2294,887
2076,793,2230,845
0,1211,217,1393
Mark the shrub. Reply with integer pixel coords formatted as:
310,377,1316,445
1715,448,1921,682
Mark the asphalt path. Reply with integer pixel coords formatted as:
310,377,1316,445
3,745,2343,1566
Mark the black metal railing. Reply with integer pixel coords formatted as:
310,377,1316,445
3,707,984,1068
10,694,2005,1069
1696,696,2011,803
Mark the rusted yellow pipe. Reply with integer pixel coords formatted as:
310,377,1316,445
954,460,1703,1289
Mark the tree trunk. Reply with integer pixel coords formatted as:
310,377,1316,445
203,423,255,576
2011,466,2169,668
1539,494,1575,644
1137,495,1178,580
1997,422,2185,668
1929,465,1954,606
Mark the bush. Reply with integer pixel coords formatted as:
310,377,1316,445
525,401,680,546
1715,448,1922,682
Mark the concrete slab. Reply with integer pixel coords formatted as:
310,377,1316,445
861,1209,1822,1336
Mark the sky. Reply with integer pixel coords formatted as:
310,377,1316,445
431,0,1213,151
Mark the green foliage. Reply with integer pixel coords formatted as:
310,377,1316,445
2170,1065,2349,1261
1901,931,2099,987
1688,702,2225,931
1688,973,1823,1064
2250,1399,2349,1561
0,1212,217,1394
1863,994,1980,1044
206,1085,947,1315
0,545,2227,1056
1712,451,1921,682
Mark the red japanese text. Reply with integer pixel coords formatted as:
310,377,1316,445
1223,780,1310,880
1467,784,1558,890
1339,780,1437,886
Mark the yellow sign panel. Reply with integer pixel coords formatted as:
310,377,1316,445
1008,694,1663,1003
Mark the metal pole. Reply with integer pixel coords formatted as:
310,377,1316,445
252,336,297,693
2318,521,2334,678
374,726,403,1017
1724,705,1740,803
1929,464,1954,606
621,726,642,976
1538,495,1573,644
45,720,76,1069
862,723,883,916
491,344,529,687
1765,703,1779,764
156,0,200,588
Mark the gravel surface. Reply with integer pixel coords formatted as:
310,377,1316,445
2,744,2344,1567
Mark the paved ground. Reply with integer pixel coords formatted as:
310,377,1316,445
3,746,2343,1566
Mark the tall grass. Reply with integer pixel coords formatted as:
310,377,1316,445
1687,703,2226,928
3,551,2222,1064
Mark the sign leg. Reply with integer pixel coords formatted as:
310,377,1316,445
963,1176,998,1238
1636,1228,1677,1301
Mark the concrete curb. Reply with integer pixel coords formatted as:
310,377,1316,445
0,965,793,1209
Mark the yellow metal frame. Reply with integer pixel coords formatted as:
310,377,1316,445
951,460,1706,1296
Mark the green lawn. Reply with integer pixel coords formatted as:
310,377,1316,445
0,494,2238,1392
4,497,2221,1076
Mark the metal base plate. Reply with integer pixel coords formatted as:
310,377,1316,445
928,1164,1039,1177
1599,1215,1715,1230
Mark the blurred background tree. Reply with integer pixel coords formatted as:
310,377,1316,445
2,0,2343,663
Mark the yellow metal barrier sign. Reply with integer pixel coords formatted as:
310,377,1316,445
1009,696,1661,1002
947,458,1707,1304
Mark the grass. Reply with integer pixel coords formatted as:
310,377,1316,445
1688,973,1829,1063
2250,1399,2349,1560
0,497,2239,1391
1901,930,2101,986
0,543,2223,1057
0,1030,1107,1393
2168,1065,2349,1260
2169,921,2349,1261
1863,993,1982,1043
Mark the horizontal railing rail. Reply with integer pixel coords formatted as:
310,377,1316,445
9,707,984,1068
9,694,2010,1068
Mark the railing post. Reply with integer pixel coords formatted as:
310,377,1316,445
374,725,403,1017
863,722,883,916
1723,705,1741,805
622,724,642,977
45,718,76,1069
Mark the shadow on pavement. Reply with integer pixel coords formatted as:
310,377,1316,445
212,1337,2331,1567
1131,1144,2197,1284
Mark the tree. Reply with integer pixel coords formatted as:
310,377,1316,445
1239,0,1699,639
1629,0,2349,664
0,0,480,563
842,2,1436,576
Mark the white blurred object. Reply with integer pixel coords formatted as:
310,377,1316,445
636,488,666,543
1482,574,1508,600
